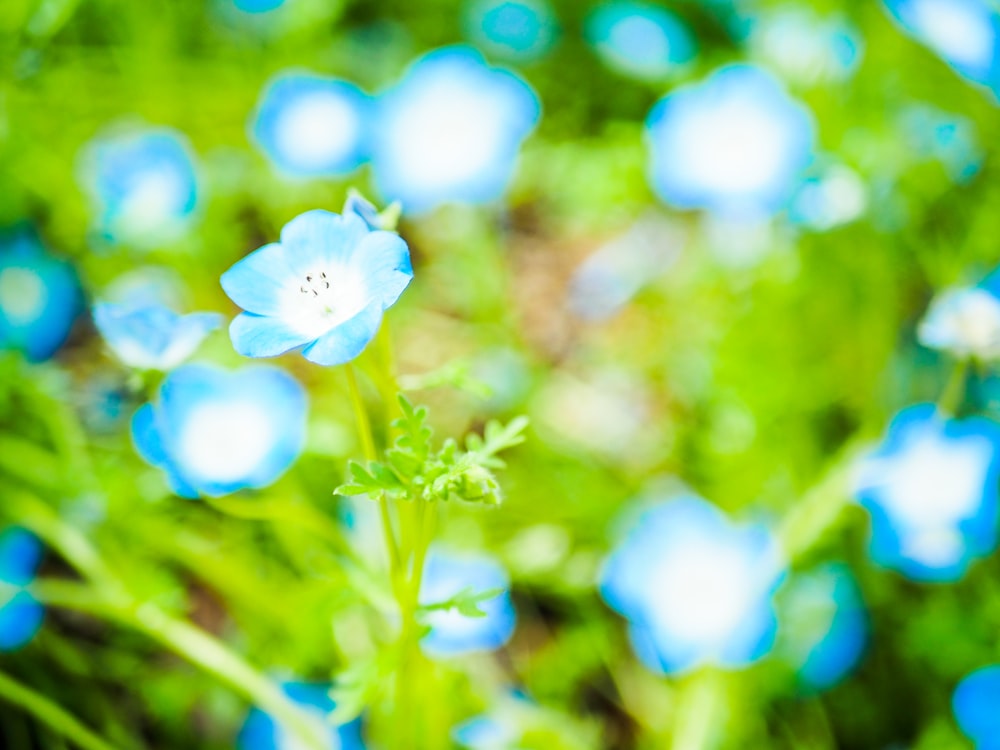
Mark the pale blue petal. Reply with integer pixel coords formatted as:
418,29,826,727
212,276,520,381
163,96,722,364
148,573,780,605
130,402,199,498
221,242,297,316
229,313,313,358
279,210,370,277
301,301,382,366
349,230,413,309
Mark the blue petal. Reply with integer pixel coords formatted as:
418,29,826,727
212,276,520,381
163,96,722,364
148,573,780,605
350,230,413,309
279,210,371,278
131,402,200,498
0,529,43,586
301,301,382,366
221,242,297,316
229,313,313,358
0,591,44,651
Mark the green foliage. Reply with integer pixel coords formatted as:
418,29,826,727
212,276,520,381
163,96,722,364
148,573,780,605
336,396,528,506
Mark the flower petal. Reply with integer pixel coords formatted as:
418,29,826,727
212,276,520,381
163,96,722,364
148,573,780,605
221,242,297,316
350,230,413,309
131,401,200,498
279,209,370,277
0,529,42,586
0,591,43,651
301,301,382,366
229,313,314,358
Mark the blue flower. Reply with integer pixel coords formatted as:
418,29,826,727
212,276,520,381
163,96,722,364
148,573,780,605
79,128,199,248
0,231,82,362
251,73,370,178
918,287,1000,360
0,528,45,652
586,2,696,80
420,548,516,657
131,363,307,498
453,715,516,750
748,9,863,86
370,46,540,215
853,404,1000,581
234,0,285,12
788,163,868,232
882,0,1000,92
93,303,222,370
645,64,815,218
238,681,365,750
465,0,558,61
599,496,785,675
221,210,411,366
954,666,1000,749
778,564,867,691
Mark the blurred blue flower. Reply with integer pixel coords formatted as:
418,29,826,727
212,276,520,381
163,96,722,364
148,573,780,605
645,65,814,218
0,528,44,652
749,9,863,86
954,665,1000,749
789,164,868,232
94,303,222,370
131,363,307,497
0,231,82,362
80,128,199,248
919,287,1000,361
586,1,696,80
420,548,516,657
600,496,785,674
371,46,540,214
453,714,516,750
899,105,983,183
234,0,285,12
778,564,867,691
251,73,370,178
465,0,558,61
237,681,365,750
853,404,1000,581
221,210,411,365
882,0,1000,92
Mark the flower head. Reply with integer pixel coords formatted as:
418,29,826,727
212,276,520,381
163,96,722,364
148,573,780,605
0,528,44,652
251,73,370,178
0,231,82,362
882,0,1000,92
789,163,868,232
599,496,785,674
919,287,1000,360
371,46,540,214
586,1,696,80
94,303,222,370
131,363,307,497
79,127,199,248
954,665,1000,748
853,404,1000,581
645,64,814,218
420,548,516,657
465,0,558,61
238,681,365,750
777,564,867,691
748,9,862,86
221,210,411,365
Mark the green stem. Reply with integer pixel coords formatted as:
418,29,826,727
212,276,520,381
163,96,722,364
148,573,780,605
938,357,969,416
0,669,118,750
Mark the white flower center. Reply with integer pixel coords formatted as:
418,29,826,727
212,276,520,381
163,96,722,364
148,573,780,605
282,264,369,340
177,400,275,485
0,267,48,325
275,93,361,171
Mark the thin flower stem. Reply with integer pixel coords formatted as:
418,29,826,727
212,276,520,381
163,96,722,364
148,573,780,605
0,669,118,750
938,357,969,416
345,364,402,580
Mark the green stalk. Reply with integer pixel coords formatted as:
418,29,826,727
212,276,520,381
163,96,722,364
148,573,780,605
938,357,969,416
0,669,117,750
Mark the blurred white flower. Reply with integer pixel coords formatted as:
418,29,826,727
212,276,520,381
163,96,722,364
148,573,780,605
918,287,1000,360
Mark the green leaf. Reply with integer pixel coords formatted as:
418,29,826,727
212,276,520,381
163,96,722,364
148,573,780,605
419,586,505,619
328,656,386,725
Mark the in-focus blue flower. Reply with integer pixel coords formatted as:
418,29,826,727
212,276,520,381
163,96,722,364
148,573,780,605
94,303,222,370
778,564,867,691
79,128,199,248
789,164,868,232
882,0,1000,92
749,9,863,86
600,496,785,674
251,73,370,178
853,404,1000,582
238,681,365,750
221,210,411,366
586,1,696,80
0,231,82,362
370,46,540,214
645,65,814,218
919,286,1000,361
465,0,558,61
0,528,44,652
132,363,307,497
954,665,1000,749
420,548,516,657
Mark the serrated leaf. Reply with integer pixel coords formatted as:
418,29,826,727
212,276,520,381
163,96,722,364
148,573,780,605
329,657,384,724
419,586,505,619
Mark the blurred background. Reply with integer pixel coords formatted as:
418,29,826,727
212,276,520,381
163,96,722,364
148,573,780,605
4,0,1000,747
